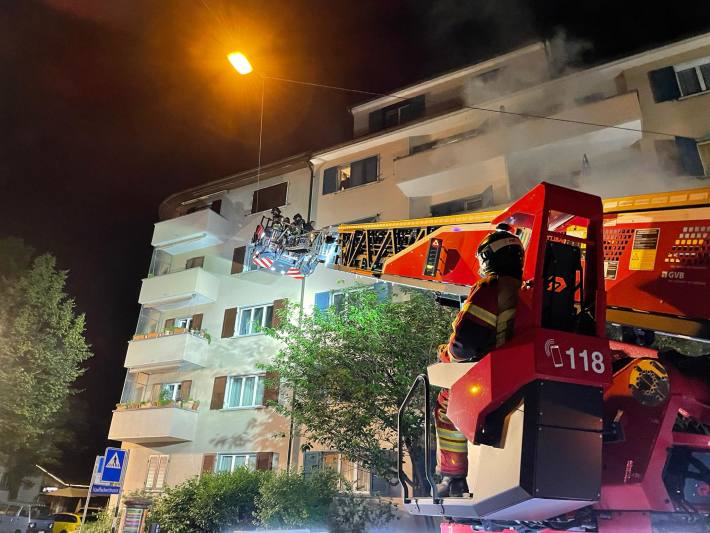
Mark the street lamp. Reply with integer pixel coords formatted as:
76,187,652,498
227,51,253,75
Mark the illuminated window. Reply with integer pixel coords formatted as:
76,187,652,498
224,375,265,408
323,156,379,194
237,304,274,336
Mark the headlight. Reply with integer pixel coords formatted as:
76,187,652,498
28,523,37,529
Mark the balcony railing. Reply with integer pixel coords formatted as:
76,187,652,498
152,208,231,255
108,403,198,444
124,330,210,371
138,267,219,311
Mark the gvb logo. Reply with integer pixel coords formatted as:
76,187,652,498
661,271,685,280
544,339,564,368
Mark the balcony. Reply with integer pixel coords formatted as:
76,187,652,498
138,267,219,311
394,91,642,199
108,403,198,444
124,331,209,371
152,208,231,255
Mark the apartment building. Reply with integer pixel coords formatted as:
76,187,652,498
108,31,710,512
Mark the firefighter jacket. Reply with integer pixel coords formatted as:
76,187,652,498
444,274,521,362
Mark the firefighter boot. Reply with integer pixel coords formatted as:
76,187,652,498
436,476,469,497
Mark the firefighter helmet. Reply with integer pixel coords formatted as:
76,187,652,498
476,223,524,278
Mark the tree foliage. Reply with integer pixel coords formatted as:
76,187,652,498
0,238,92,495
150,469,267,533
264,286,455,479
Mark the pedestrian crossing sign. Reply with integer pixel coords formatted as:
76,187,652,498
99,447,128,485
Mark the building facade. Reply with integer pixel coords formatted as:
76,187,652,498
108,31,710,510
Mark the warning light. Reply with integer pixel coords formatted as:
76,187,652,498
423,238,444,277
469,384,481,395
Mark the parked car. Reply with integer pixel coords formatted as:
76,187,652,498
0,503,53,533
51,512,98,533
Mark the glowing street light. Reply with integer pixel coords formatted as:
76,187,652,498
227,52,253,75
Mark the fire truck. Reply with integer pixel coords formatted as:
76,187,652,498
249,183,710,532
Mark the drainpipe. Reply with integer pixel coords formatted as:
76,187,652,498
286,159,315,471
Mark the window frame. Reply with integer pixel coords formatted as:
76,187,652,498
321,452,371,494
322,155,380,195
236,303,274,336
160,382,182,401
223,374,266,409
251,181,289,215
215,453,258,473
698,140,710,176
674,56,710,98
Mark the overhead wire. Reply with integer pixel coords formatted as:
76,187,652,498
261,74,682,139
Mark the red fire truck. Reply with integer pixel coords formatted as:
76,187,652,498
250,183,710,532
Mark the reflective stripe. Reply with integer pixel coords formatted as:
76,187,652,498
463,302,497,327
437,427,466,439
439,441,468,452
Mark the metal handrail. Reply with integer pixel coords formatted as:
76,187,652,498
397,373,437,502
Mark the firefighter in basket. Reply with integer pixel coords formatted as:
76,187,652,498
434,223,525,497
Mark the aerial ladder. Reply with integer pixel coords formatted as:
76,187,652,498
249,183,710,532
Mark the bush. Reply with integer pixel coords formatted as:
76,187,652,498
81,508,113,533
150,468,267,533
255,468,339,528
328,491,398,533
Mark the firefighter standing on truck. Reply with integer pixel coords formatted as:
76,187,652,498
435,223,525,497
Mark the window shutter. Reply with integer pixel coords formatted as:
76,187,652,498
164,318,175,331
155,455,169,489
323,167,338,194
271,299,288,329
314,291,330,312
263,371,280,405
221,307,237,338
368,109,384,133
150,383,161,402
145,456,158,489
231,246,246,274
648,66,680,103
350,159,366,188
201,453,216,474
191,313,203,331
675,137,705,176
210,376,227,410
363,155,379,184
256,452,274,471
303,451,323,477
373,281,390,302
179,380,192,401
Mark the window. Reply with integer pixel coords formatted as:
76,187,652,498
368,95,425,133
698,141,710,176
322,155,379,195
237,304,274,336
185,256,204,269
252,182,287,214
145,455,169,490
161,382,181,401
314,284,388,314
306,452,371,493
430,187,493,217
649,58,710,102
216,453,258,472
224,375,265,408
674,57,710,97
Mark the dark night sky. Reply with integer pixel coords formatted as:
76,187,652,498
1,0,709,482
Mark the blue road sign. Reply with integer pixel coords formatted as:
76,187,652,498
92,484,120,495
100,447,128,484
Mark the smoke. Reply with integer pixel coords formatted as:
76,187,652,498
409,29,704,204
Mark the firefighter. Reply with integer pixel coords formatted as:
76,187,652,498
435,223,525,497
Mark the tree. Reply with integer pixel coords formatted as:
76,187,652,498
0,238,92,497
263,286,455,484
